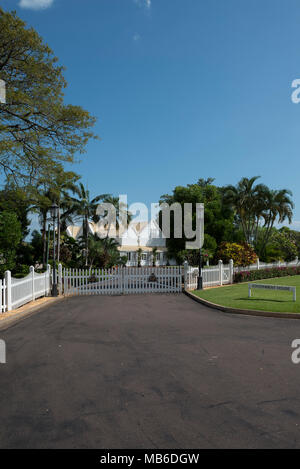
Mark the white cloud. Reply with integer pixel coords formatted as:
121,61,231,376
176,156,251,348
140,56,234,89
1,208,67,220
19,0,54,10
134,0,151,9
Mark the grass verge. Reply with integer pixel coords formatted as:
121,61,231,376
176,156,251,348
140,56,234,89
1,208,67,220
193,276,300,313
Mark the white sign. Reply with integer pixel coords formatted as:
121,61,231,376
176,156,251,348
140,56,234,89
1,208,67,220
248,283,296,302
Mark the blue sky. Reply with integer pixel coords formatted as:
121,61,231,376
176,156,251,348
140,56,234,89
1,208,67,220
2,0,300,228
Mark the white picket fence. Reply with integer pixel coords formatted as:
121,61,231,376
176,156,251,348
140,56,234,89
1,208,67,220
1,266,51,313
184,257,300,291
185,260,233,290
63,266,183,296
233,257,299,272
0,277,7,313
1,256,299,311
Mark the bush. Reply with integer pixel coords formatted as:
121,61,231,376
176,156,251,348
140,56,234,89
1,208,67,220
217,242,257,267
234,266,300,283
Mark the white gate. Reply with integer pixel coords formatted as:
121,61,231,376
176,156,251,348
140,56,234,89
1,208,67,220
63,266,183,296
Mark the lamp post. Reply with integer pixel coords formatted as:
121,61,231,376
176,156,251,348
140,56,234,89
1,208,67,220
197,203,205,291
50,204,59,297
197,249,203,290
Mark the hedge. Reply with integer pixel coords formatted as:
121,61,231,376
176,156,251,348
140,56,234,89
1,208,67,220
234,266,300,283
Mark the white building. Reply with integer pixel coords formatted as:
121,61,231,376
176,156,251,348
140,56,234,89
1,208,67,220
66,219,176,267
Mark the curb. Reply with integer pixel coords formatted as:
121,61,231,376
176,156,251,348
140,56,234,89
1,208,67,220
0,296,64,331
184,290,300,320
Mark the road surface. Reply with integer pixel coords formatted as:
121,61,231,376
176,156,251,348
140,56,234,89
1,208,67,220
0,294,300,448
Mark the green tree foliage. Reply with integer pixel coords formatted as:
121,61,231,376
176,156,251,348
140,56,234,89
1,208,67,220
160,179,234,264
30,230,43,264
0,8,97,184
279,227,300,258
0,210,22,274
223,177,294,256
68,184,109,266
0,184,30,238
265,230,298,262
80,234,124,269
217,242,257,267
34,166,80,264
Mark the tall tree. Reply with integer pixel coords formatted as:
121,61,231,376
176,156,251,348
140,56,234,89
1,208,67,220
102,195,132,237
30,186,52,266
44,168,80,263
259,188,294,256
160,180,234,264
0,211,22,275
222,176,267,244
223,177,294,256
0,8,97,183
68,183,108,266
0,185,30,239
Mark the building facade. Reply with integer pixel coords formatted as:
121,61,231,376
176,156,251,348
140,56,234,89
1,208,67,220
66,219,176,267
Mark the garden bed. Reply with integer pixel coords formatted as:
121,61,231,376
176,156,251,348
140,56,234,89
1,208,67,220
234,266,300,283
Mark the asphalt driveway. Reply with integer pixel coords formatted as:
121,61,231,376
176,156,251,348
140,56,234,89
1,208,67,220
1,293,300,448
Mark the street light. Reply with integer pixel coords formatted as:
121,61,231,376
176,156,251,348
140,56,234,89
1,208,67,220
50,204,59,297
197,204,205,291
197,250,203,290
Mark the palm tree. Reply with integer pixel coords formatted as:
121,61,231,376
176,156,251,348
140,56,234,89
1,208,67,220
30,186,52,267
101,195,132,237
86,233,104,268
85,234,122,268
68,183,108,266
223,176,269,245
223,177,294,256
46,169,80,263
258,188,294,256
30,168,80,267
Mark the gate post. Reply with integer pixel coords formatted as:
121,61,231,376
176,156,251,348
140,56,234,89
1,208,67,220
58,264,62,295
30,266,35,301
120,266,124,295
219,260,223,286
47,264,51,295
5,270,12,312
183,261,188,290
229,259,234,284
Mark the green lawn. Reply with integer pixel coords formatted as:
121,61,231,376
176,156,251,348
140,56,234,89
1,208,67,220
193,276,300,313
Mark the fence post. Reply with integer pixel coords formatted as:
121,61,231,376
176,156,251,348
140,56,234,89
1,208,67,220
296,257,299,265
58,263,62,295
5,270,12,312
219,260,223,286
183,261,188,290
47,264,51,295
257,258,260,270
30,266,35,301
229,259,234,284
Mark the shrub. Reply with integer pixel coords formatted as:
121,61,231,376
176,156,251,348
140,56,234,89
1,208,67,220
217,242,257,267
234,266,300,283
